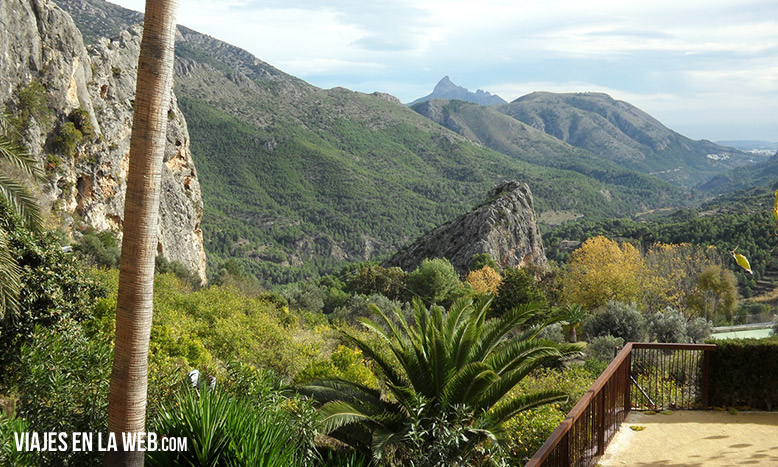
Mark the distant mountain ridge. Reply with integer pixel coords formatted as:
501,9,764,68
496,92,754,186
57,0,702,285
409,76,506,107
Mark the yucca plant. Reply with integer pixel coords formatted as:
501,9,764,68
302,296,582,465
148,387,304,467
0,111,43,319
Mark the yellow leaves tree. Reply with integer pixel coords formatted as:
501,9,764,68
643,243,721,314
562,236,646,309
465,265,502,295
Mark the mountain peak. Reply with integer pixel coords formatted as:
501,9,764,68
409,76,506,107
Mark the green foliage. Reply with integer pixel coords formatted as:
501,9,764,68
156,255,201,288
302,297,582,464
12,80,51,132
469,252,499,272
492,267,548,318
0,208,103,375
295,345,378,389
772,315,778,336
69,108,94,136
11,323,111,466
649,307,689,343
74,229,120,268
148,388,305,467
53,121,83,158
0,416,34,466
583,301,647,343
501,404,565,465
708,338,778,411
405,258,462,305
585,335,625,362
345,264,407,302
686,317,713,343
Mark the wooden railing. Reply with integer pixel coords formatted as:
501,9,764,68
526,342,716,467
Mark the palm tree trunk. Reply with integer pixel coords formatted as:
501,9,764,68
106,1,178,465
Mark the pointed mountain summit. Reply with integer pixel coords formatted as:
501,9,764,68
409,76,507,106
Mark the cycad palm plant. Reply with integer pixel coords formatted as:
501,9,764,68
0,112,43,318
303,296,582,465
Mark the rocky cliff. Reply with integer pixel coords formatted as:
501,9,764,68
0,0,206,283
385,181,547,276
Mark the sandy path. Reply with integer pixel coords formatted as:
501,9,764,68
599,410,778,466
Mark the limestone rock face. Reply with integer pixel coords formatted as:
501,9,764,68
385,181,547,276
0,0,206,283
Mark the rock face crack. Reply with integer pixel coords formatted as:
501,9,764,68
385,180,547,276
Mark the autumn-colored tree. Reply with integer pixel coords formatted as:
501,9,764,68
694,264,738,323
465,265,502,295
562,236,646,310
643,243,721,314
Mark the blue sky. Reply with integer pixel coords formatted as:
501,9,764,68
112,0,778,141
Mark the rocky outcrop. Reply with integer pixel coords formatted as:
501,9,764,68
0,0,206,283
385,181,547,276
408,76,507,107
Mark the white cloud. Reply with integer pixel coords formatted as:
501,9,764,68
108,0,778,139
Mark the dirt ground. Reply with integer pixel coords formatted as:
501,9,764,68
599,410,778,466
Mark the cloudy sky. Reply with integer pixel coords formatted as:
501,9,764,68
112,0,777,141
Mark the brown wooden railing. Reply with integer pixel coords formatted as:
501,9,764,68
526,342,716,467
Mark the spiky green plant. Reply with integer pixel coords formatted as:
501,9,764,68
0,112,43,319
148,387,304,467
302,296,582,465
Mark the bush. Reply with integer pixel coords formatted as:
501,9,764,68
772,315,778,336
148,388,306,467
469,252,499,272
0,416,34,466
502,404,565,465
0,209,103,376
70,108,94,136
405,258,461,305
708,338,778,410
12,323,111,466
74,229,121,268
492,267,548,318
686,316,713,343
649,307,689,343
585,335,625,362
583,301,647,343
53,121,83,158
12,80,51,132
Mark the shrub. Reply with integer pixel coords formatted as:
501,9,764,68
70,108,94,136
649,307,689,343
583,301,647,343
148,388,306,467
0,210,103,376
465,265,502,295
708,338,778,410
12,80,51,132
492,267,548,318
405,258,461,305
686,316,713,343
502,404,565,465
13,322,111,466
74,229,121,268
345,264,407,301
54,121,84,158
0,416,34,466
155,255,201,288
585,335,625,362
294,345,378,389
469,252,499,272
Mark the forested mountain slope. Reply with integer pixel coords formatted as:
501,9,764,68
497,92,755,186
60,0,695,285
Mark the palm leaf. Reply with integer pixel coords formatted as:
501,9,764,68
0,172,42,231
0,229,20,320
